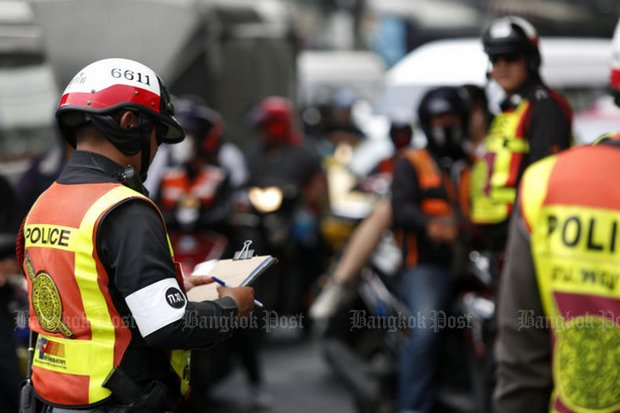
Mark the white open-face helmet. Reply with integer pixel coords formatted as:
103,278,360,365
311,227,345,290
482,16,541,70
56,58,184,152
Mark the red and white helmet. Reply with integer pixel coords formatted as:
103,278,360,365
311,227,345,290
56,58,184,149
611,19,620,106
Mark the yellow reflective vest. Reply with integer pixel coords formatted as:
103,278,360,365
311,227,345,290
470,99,531,224
520,145,620,413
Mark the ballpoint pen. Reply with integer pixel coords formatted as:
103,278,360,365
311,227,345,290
211,276,264,308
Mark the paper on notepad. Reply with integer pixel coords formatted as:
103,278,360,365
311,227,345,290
186,255,276,302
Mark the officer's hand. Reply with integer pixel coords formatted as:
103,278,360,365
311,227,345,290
427,218,457,243
217,286,255,318
183,275,212,292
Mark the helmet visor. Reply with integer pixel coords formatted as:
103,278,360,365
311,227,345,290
155,81,184,144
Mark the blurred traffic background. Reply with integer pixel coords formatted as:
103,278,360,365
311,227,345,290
1,0,620,173
1,1,620,412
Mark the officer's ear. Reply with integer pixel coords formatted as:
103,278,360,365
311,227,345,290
119,111,139,130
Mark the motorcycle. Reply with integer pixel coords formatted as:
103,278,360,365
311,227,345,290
314,234,503,413
314,231,407,413
246,182,296,249
451,248,502,413
313,146,501,412
159,167,260,410
158,162,237,276
237,178,322,319
169,195,229,276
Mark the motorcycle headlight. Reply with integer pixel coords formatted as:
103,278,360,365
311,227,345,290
176,196,201,225
334,143,353,164
248,186,284,213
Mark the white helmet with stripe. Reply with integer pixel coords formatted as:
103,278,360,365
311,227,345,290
56,58,184,152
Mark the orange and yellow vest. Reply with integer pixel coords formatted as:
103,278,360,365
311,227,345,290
470,99,531,224
159,165,226,212
520,145,620,413
397,149,456,267
23,182,190,408
374,156,397,176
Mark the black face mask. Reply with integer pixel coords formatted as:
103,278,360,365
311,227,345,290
429,125,466,161
90,111,155,183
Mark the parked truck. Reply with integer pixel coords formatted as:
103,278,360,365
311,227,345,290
0,0,299,181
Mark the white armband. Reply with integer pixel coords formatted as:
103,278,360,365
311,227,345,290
125,278,187,337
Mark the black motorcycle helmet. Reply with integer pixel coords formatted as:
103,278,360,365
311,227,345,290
174,95,224,158
482,16,541,71
417,86,468,162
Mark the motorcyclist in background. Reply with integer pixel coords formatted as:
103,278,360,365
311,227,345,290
302,88,367,160
310,84,488,322
157,95,247,243
325,88,366,148
369,117,414,177
309,117,413,320
156,96,272,410
391,86,473,413
245,96,328,322
15,134,73,222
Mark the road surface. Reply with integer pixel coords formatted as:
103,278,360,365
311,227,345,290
206,325,356,413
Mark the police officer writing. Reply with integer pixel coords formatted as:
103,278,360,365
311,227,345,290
494,20,620,413
470,16,573,250
18,58,254,413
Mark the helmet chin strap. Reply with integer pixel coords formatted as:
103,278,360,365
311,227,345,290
116,113,153,197
137,113,153,182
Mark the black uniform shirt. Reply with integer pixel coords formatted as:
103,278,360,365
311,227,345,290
478,78,573,251
56,151,238,393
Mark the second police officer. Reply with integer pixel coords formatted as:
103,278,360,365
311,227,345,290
470,16,574,251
